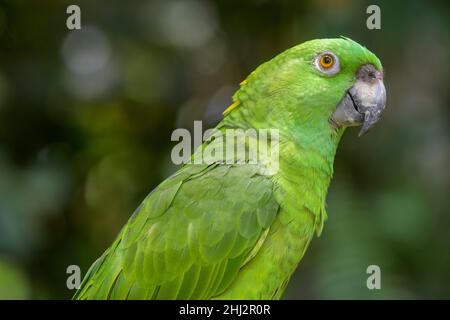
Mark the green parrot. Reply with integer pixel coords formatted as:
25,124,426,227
74,37,386,300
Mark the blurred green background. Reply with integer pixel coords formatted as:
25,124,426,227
0,0,448,299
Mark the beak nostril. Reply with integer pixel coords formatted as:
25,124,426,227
357,64,383,81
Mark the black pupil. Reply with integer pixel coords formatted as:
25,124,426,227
323,56,332,65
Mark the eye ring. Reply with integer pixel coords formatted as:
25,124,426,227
314,51,340,75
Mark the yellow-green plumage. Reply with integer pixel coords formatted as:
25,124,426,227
74,38,384,299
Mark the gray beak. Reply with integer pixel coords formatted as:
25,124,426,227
330,64,386,136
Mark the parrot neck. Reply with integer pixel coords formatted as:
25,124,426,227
221,103,346,233
275,123,344,229
221,103,345,184
219,107,346,287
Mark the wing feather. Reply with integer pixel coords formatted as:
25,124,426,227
74,162,279,300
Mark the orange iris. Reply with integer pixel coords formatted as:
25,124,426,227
320,54,334,69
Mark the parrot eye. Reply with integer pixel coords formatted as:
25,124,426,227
315,52,340,75
320,55,333,68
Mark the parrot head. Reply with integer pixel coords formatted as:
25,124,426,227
226,37,386,137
